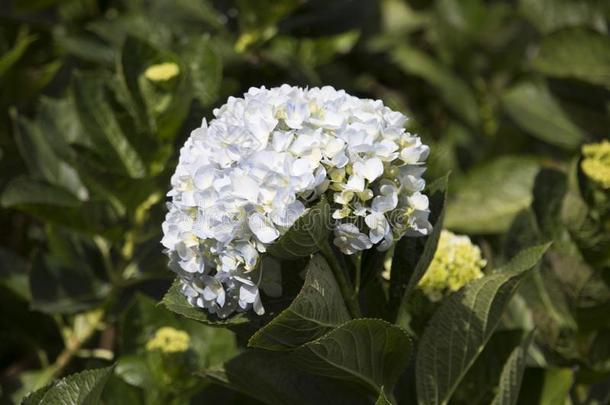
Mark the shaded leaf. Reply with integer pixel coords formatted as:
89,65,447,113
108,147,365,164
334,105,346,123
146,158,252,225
392,46,479,126
295,318,412,397
249,254,350,350
519,0,607,33
72,73,146,178
205,350,371,405
1,177,80,208
29,252,110,314
416,243,550,405
491,333,534,405
183,37,222,106
446,157,539,234
502,80,584,150
533,28,610,87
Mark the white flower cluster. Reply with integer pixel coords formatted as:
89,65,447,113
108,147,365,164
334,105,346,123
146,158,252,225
162,85,430,318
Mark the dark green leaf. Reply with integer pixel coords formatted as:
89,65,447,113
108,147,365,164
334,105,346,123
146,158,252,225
391,46,479,126
502,80,584,150
295,318,412,397
29,252,110,314
23,366,114,405
416,243,550,405
249,254,350,350
491,333,534,405
533,28,610,87
205,350,371,405
519,0,607,33
72,73,147,178
183,37,222,106
1,177,80,208
446,157,539,234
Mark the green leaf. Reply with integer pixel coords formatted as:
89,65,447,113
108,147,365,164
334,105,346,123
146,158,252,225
119,36,159,130
183,37,222,106
502,80,584,150
490,333,533,405
14,114,88,199
532,28,610,87
0,30,37,78
23,366,114,405
267,197,332,260
391,46,479,126
205,350,371,405
518,368,574,405
249,254,350,350
416,243,550,405
161,279,250,327
29,251,110,314
519,0,606,34
391,174,448,327
376,390,392,405
446,156,539,234
295,318,412,397
1,177,80,208
119,35,192,143
72,73,147,178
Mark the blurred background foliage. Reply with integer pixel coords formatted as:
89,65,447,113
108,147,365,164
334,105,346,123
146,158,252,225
0,0,608,403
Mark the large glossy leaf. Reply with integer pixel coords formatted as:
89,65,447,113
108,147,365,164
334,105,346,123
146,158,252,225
22,366,114,405
391,46,479,126
416,243,550,405
491,333,533,405
502,80,584,150
533,28,610,87
249,254,350,350
295,318,412,397
445,157,539,234
205,350,371,405
390,174,447,327
267,197,331,260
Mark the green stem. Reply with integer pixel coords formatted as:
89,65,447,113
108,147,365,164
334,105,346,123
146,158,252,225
319,241,362,318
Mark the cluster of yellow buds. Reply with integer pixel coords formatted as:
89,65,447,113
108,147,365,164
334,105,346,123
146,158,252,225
146,327,190,353
581,140,610,189
418,230,486,302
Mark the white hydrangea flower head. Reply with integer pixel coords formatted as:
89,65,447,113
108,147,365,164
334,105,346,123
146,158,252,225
162,85,431,318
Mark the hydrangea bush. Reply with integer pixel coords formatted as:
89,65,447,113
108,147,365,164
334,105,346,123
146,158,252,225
162,85,430,318
2,1,609,404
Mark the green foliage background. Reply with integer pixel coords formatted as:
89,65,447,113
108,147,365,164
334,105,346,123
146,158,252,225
0,0,608,404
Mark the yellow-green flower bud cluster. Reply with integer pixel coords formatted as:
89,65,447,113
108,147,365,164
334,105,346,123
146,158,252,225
418,230,486,302
581,140,610,189
146,327,190,353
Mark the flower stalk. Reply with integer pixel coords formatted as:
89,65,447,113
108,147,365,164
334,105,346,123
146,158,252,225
319,241,362,318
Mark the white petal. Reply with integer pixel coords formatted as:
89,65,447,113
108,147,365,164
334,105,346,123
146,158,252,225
248,212,280,243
